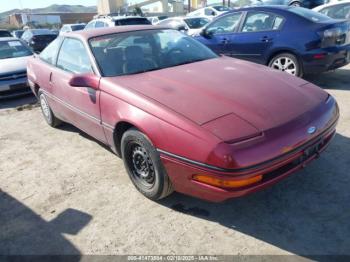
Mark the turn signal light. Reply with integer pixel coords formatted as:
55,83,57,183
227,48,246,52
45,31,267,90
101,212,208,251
193,174,263,189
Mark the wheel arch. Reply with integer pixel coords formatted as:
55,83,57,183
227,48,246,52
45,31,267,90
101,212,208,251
266,49,304,74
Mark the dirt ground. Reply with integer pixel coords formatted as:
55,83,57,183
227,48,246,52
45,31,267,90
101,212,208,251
0,65,349,257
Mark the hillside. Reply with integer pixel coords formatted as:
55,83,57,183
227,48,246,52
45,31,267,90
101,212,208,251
0,4,97,20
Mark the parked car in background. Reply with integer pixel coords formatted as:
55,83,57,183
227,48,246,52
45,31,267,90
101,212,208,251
0,37,33,98
313,0,350,19
84,16,151,30
157,16,210,36
0,30,12,38
252,0,325,8
195,6,350,77
187,5,231,19
27,26,339,202
21,29,57,53
60,23,86,34
12,30,24,39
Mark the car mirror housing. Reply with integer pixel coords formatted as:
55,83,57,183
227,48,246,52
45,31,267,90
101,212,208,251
200,28,213,39
69,73,100,90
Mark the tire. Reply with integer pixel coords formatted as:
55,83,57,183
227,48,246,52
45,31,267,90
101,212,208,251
38,91,62,127
268,53,303,77
121,128,173,200
290,1,301,6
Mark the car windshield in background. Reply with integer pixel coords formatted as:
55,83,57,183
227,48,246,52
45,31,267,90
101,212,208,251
89,29,218,77
213,6,230,11
115,18,151,26
319,4,350,19
71,25,86,31
184,17,210,28
289,7,332,22
0,31,12,37
0,40,32,59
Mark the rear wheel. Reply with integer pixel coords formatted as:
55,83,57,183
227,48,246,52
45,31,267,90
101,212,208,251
39,91,62,127
268,53,302,77
121,128,173,200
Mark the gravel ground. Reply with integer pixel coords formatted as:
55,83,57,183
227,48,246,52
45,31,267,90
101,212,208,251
0,65,349,257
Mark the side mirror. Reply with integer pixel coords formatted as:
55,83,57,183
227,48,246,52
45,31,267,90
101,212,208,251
200,28,213,38
69,73,100,90
178,25,188,32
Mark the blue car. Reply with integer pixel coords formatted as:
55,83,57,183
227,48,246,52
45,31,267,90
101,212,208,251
195,6,350,77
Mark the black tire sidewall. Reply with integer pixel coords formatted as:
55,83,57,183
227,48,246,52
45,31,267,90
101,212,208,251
268,53,302,77
121,129,169,200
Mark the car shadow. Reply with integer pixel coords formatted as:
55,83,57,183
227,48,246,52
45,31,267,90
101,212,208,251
305,67,350,91
0,94,38,110
159,133,350,257
0,190,92,256
57,122,113,153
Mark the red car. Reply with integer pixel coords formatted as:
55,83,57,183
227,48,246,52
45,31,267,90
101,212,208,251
27,26,339,202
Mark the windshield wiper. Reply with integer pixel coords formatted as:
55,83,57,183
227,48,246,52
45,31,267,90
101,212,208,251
174,58,206,67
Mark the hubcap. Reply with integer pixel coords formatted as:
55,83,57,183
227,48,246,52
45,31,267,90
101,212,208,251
130,145,155,187
40,94,50,119
271,57,297,75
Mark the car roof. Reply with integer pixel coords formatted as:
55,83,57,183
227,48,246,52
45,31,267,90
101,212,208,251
228,5,291,12
64,25,169,40
313,0,350,10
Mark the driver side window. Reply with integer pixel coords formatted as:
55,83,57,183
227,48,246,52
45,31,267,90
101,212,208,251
206,13,242,35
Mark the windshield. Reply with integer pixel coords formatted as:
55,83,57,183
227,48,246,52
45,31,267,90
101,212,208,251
319,4,350,19
289,7,332,22
0,31,12,37
89,29,217,77
71,25,86,31
115,18,151,26
184,17,210,29
0,40,32,59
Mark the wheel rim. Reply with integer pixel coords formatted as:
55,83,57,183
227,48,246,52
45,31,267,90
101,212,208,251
40,94,50,119
128,144,156,188
271,57,297,76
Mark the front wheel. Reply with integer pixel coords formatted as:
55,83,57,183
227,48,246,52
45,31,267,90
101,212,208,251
121,128,173,200
268,53,302,77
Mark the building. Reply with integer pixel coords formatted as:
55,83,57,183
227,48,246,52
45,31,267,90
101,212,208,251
8,12,96,28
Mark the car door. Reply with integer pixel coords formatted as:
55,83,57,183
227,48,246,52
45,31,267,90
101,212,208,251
52,37,106,143
225,11,284,64
196,12,243,55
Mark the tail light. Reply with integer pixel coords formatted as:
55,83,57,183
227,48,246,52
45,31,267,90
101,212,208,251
319,27,347,47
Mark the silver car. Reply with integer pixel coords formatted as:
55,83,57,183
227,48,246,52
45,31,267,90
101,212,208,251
0,37,33,99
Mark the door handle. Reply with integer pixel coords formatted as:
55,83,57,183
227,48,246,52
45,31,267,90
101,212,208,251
261,36,273,42
221,38,230,44
49,72,53,85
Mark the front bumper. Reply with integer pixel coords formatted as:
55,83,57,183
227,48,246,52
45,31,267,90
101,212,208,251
302,45,350,74
0,76,31,99
160,119,337,202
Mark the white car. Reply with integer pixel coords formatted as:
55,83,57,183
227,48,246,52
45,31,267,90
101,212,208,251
84,16,151,30
156,16,210,36
187,5,231,19
313,0,350,19
0,38,33,98
60,23,86,34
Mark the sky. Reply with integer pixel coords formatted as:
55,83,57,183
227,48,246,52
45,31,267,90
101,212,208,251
0,0,98,13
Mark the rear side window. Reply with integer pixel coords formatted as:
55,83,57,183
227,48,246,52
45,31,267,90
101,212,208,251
57,38,93,74
242,12,284,32
40,37,62,65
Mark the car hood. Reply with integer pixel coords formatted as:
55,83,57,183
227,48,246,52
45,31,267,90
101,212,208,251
111,57,328,132
0,55,31,74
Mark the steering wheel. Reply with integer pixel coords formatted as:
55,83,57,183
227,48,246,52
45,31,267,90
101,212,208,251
215,27,225,34
166,48,184,57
